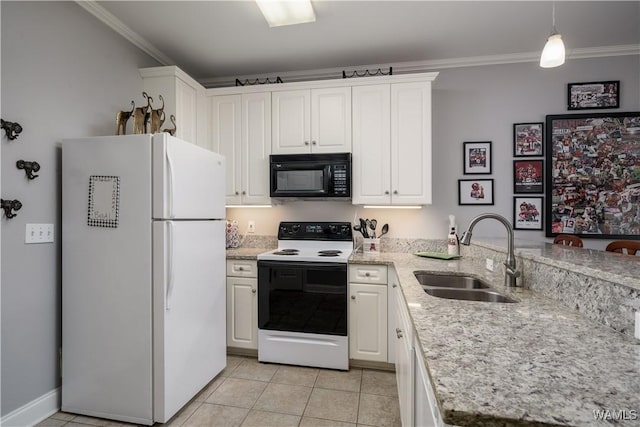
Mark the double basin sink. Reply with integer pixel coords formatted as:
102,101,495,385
414,272,516,303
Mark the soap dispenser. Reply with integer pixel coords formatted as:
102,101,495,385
447,215,459,256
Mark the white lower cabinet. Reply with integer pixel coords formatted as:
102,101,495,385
414,337,445,427
395,285,414,427
226,261,258,350
349,283,387,362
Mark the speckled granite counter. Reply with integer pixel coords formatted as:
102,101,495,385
350,251,640,426
226,247,271,260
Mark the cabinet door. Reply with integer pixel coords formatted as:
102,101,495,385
226,277,258,349
175,77,199,144
211,95,242,204
272,90,311,154
414,338,444,427
242,92,272,205
352,85,391,205
387,269,399,364
349,283,388,362
391,82,432,205
395,287,414,427
311,87,351,153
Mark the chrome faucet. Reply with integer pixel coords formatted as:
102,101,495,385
459,213,520,287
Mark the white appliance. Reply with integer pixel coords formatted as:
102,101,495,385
257,222,353,370
61,134,226,425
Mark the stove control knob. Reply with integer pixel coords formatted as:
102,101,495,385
329,224,337,234
291,224,300,234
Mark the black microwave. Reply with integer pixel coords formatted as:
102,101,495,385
270,153,351,198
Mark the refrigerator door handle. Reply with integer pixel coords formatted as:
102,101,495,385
166,147,175,219
166,221,175,310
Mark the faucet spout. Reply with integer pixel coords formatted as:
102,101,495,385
459,213,519,287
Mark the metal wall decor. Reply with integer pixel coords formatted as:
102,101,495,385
235,77,283,86
1,199,22,219
16,160,40,180
342,67,392,79
115,101,135,135
1,119,23,140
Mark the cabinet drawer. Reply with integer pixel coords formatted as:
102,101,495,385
349,264,388,284
226,260,257,278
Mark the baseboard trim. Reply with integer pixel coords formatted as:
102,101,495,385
1,388,60,427
226,347,258,358
349,359,396,372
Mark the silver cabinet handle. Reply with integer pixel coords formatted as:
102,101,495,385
396,328,403,339
242,191,246,195
351,295,356,300
312,141,317,145
393,190,398,195
384,191,390,195
235,191,239,195
237,266,244,271
304,141,310,145
364,272,371,277
252,289,256,294
392,284,397,288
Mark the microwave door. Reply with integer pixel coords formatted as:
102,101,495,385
271,164,329,197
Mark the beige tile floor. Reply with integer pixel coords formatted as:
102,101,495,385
40,356,400,427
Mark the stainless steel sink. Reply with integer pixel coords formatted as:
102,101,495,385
414,271,517,303
422,287,516,303
413,272,490,289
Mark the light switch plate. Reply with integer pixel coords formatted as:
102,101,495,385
485,258,494,272
25,224,54,244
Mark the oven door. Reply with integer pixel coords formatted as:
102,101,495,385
270,162,330,198
258,260,347,336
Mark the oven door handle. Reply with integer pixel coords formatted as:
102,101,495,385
258,260,347,271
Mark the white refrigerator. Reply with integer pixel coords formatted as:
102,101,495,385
61,134,226,425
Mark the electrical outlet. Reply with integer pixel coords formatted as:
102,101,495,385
247,220,256,234
485,258,494,272
25,224,54,244
635,311,640,340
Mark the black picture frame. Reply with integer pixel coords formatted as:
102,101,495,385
567,80,620,110
463,141,492,175
513,123,544,157
513,160,544,194
545,111,640,239
458,179,494,205
514,196,543,230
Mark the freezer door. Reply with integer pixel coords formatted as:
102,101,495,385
153,220,226,423
61,136,153,425
153,134,226,220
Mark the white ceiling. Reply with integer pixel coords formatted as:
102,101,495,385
92,1,640,87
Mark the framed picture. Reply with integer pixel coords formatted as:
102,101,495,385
545,112,640,239
514,123,544,157
513,160,544,194
458,179,494,205
463,141,492,174
568,81,620,110
514,197,543,230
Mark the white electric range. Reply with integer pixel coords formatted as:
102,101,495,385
257,222,353,370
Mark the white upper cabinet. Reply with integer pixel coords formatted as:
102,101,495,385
272,87,351,154
352,80,433,205
140,66,207,148
211,92,271,205
391,82,432,205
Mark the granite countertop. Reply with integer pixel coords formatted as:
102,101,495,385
225,247,271,259
350,251,640,426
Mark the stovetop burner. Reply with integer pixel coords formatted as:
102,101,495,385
273,251,298,255
318,250,342,255
279,249,299,253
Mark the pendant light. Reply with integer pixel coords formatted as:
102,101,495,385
540,2,566,68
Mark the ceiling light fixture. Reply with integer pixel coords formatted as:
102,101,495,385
256,0,316,27
363,206,422,210
540,2,565,68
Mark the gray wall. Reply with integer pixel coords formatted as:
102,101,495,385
1,1,158,416
228,54,640,250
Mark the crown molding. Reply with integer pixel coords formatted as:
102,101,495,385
200,44,640,88
75,0,174,66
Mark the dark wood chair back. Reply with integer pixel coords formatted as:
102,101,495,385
605,240,640,256
553,234,584,248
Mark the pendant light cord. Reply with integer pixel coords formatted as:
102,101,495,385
551,2,557,34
